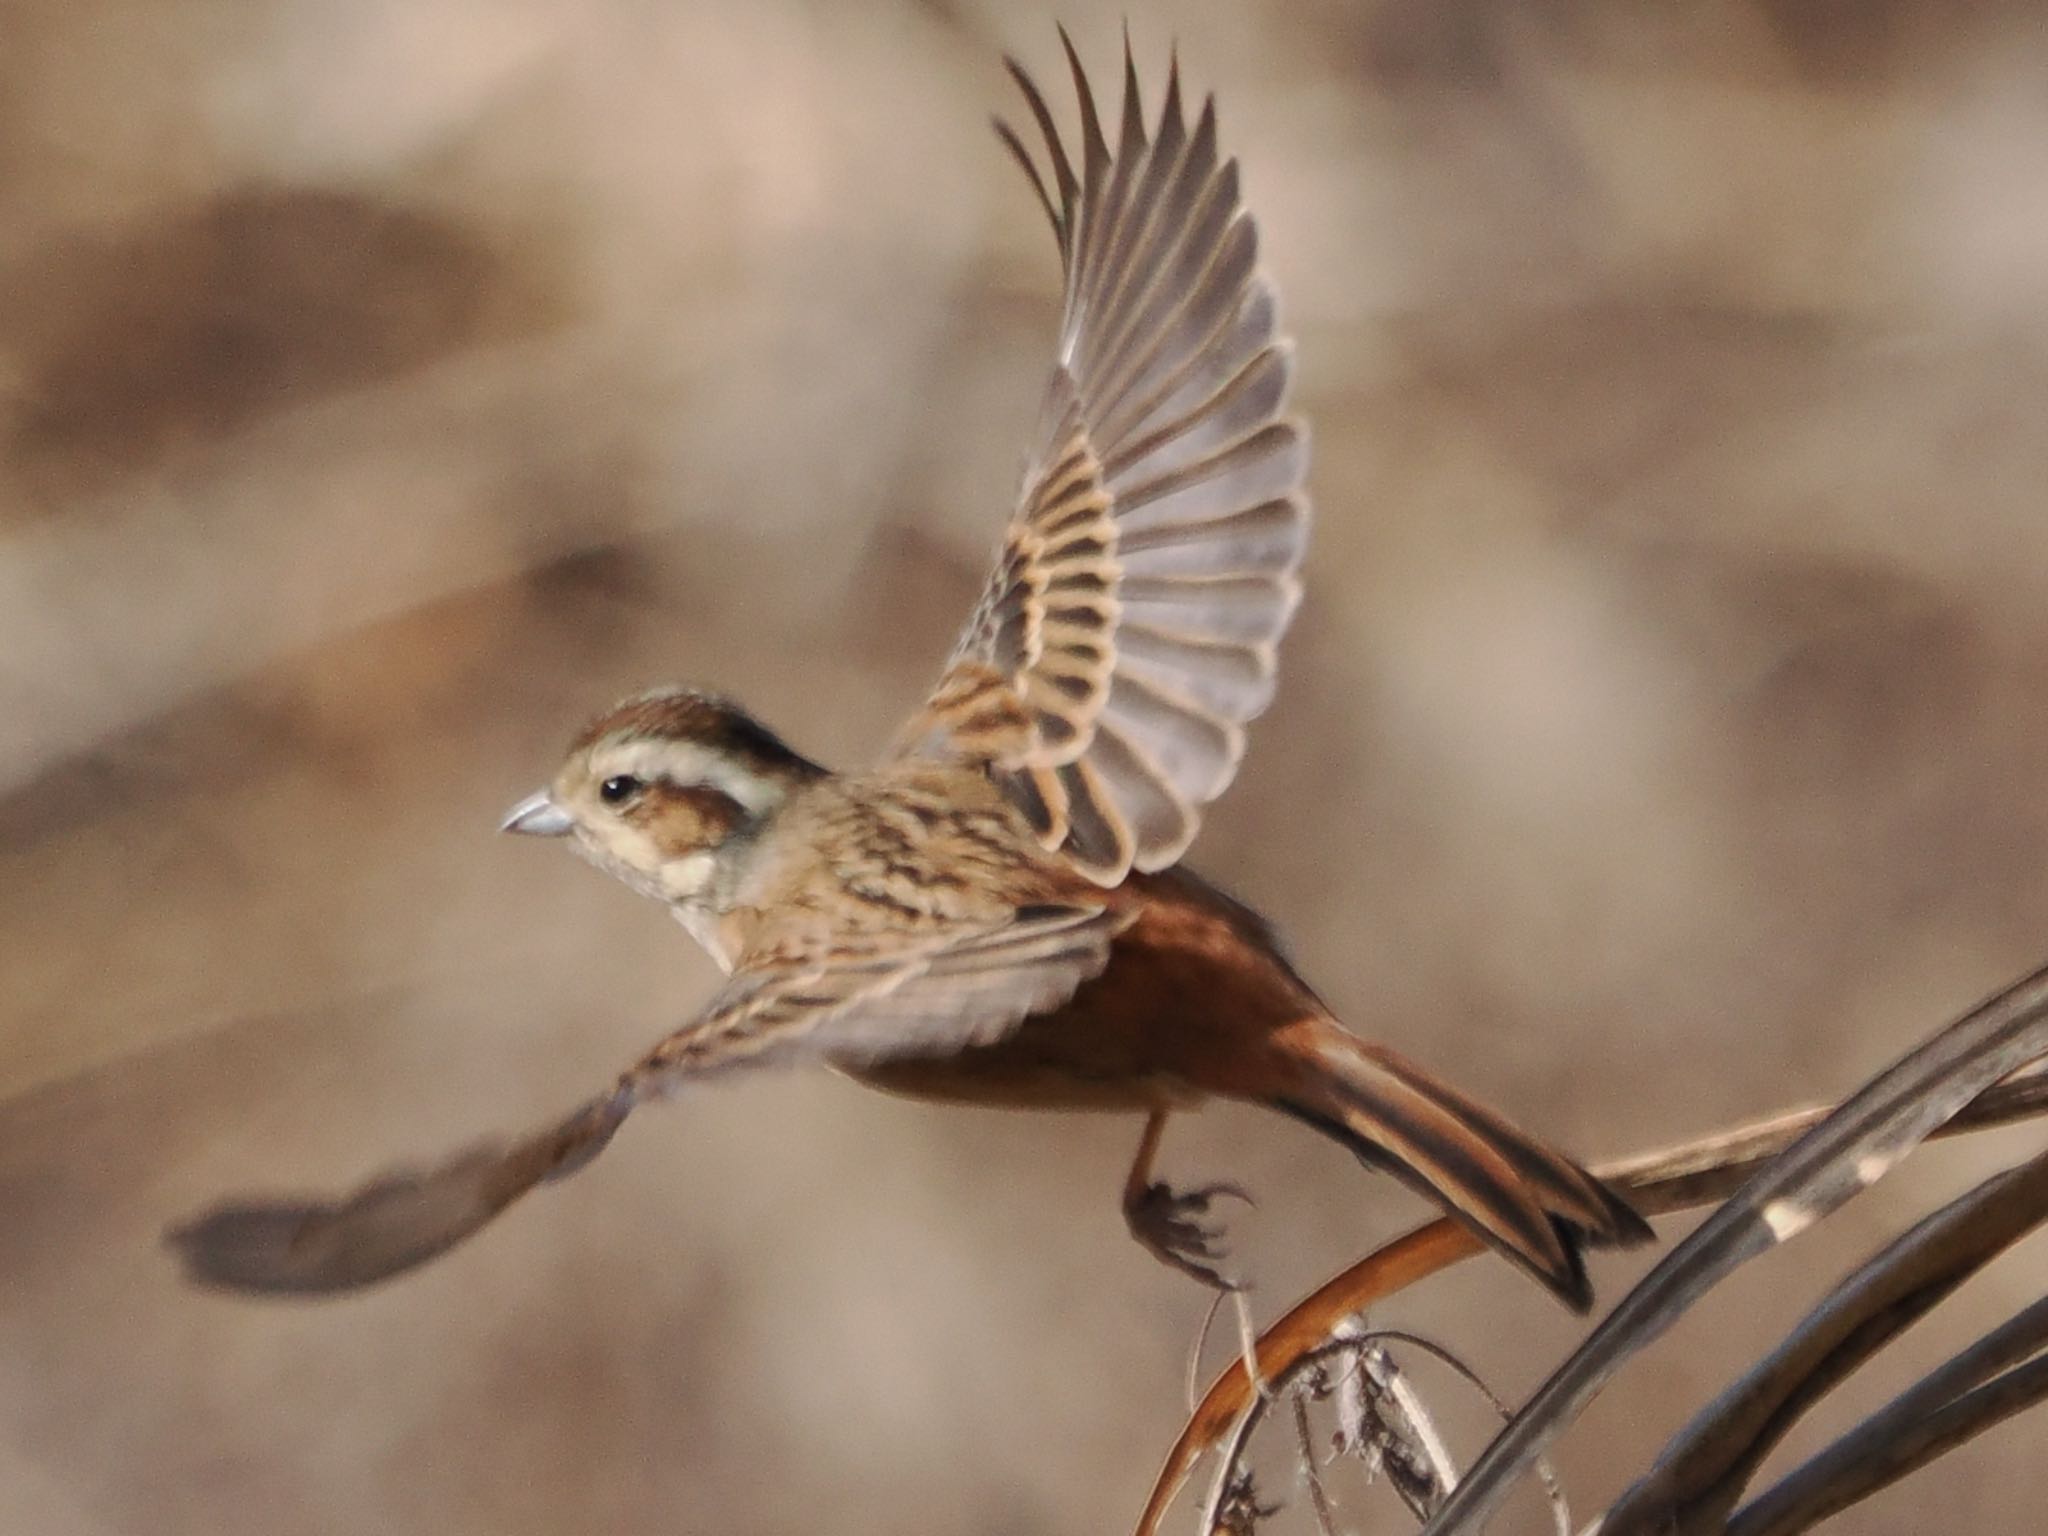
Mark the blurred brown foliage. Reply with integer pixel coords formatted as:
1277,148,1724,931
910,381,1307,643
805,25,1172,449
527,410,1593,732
4,3,2048,1533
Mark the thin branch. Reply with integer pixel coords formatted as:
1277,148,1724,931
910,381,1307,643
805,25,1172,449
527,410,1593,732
1596,1146,2048,1534
1133,1065,2048,1536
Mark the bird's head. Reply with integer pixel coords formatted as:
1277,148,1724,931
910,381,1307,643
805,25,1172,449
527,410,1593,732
501,686,824,908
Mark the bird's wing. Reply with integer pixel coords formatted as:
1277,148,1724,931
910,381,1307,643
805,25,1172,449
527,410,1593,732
168,902,1123,1295
890,34,1308,885
664,900,1125,1068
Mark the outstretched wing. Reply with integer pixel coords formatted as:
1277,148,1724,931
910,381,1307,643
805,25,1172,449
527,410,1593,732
168,903,1123,1295
893,35,1309,884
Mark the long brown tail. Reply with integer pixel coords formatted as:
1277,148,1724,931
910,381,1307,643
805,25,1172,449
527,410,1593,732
1267,1017,1652,1311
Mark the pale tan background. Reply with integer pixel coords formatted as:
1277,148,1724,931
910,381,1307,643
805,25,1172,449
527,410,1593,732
6,2,2048,1532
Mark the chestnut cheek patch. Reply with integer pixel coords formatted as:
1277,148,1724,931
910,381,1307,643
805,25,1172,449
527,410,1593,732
632,781,747,852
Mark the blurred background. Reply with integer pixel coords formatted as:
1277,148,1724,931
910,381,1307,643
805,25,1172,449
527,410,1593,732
5,2,2048,1531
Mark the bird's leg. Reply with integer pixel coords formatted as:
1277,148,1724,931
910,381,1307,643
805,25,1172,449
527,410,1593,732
1122,1110,1270,1399
1120,1109,1254,1290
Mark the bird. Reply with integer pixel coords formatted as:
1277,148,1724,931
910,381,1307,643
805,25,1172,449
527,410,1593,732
170,33,1650,1308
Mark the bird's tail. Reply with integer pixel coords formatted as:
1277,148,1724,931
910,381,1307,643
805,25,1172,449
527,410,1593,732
1265,1017,1652,1311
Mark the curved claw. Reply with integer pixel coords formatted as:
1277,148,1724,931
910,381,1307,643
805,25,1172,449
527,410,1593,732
1125,1178,1256,1291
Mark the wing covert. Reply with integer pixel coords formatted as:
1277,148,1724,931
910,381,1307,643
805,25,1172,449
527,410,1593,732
645,900,1126,1071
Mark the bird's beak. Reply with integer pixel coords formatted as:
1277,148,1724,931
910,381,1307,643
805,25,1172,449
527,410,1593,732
500,790,574,837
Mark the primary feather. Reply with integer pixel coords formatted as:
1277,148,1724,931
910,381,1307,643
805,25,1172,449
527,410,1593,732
897,32,1309,884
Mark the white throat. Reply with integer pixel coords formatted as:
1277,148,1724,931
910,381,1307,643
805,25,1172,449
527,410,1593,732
671,901,734,973
650,845,735,972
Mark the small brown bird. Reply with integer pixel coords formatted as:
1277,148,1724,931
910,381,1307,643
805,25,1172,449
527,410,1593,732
172,37,1649,1307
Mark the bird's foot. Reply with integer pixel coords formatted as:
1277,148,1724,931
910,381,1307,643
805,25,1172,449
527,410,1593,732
1124,1179,1255,1290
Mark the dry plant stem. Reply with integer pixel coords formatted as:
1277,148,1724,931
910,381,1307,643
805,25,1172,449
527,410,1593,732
1193,1330,1570,1536
1421,945,2048,1536
1596,1146,2048,1534
1348,1331,1463,1522
1134,1065,2048,1536
1144,1228,1476,1536
1352,1334,1571,1536
1290,1391,1340,1536
1189,1289,1232,1412
1723,1293,2048,1536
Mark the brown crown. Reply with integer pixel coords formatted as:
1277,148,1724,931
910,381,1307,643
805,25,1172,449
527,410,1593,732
570,687,824,781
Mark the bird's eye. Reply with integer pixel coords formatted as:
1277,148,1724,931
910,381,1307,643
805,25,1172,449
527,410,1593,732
599,774,643,805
